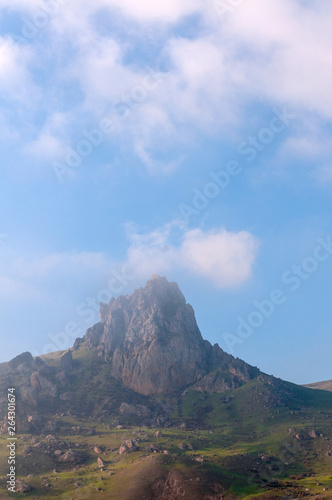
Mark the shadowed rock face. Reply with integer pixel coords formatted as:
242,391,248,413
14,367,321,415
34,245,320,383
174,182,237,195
85,275,210,395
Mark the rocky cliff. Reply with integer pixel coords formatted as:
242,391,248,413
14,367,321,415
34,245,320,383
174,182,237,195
76,275,259,395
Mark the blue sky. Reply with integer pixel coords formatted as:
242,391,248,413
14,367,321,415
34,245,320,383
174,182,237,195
0,0,332,385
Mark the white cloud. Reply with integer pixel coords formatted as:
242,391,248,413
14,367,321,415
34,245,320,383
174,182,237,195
25,133,64,159
2,0,332,174
126,223,259,288
165,37,233,128
0,37,35,101
24,112,70,160
181,228,259,287
64,1,332,170
220,0,332,118
70,37,135,109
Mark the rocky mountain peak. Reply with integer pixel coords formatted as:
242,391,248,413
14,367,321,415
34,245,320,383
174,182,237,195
98,275,201,342
144,274,186,305
75,275,260,396
82,276,208,394
99,275,187,325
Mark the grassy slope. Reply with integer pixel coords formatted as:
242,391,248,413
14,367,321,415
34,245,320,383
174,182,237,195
1,374,332,499
1,348,332,498
1,421,332,499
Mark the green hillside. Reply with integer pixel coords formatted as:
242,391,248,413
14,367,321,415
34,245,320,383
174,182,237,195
1,360,332,499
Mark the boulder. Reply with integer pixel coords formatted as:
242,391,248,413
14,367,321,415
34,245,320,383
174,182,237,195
58,449,82,463
119,439,138,455
309,430,318,438
118,445,127,455
16,479,32,493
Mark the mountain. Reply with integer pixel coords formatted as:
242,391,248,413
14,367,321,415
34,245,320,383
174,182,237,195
0,275,260,432
1,275,332,499
76,274,259,395
304,380,332,392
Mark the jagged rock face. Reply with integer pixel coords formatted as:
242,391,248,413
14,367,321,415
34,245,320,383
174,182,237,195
85,275,210,395
5,352,57,409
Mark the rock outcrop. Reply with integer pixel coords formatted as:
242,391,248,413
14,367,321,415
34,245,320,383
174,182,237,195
0,351,59,433
83,275,210,395
5,352,57,408
118,439,138,455
79,275,259,396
